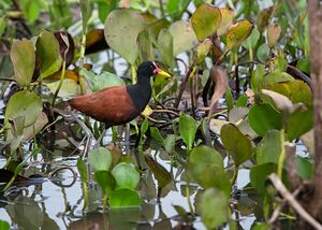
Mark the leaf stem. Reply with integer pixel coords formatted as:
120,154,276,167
277,129,285,178
51,60,66,106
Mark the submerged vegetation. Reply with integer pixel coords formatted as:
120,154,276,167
0,0,321,229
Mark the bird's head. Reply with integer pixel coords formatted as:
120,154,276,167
137,61,171,79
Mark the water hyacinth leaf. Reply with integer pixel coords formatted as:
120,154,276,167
264,71,294,85
220,124,252,166
111,162,140,190
104,9,147,64
20,0,42,23
248,103,283,136
199,188,229,229
109,189,141,208
77,159,88,183
251,64,265,92
96,0,118,23
80,0,92,29
256,43,270,63
0,220,10,230
150,127,164,145
191,4,221,41
195,39,212,64
265,80,312,108
164,134,176,153
179,113,198,150
158,29,174,67
217,8,234,36
5,90,42,127
250,163,277,195
166,0,190,20
137,30,153,61
295,156,313,180
226,20,253,49
10,39,35,86
145,155,171,188
286,108,313,141
36,30,63,79
256,130,282,165
243,26,260,49
94,170,116,194
80,69,124,92
267,24,281,48
88,147,112,171
45,78,81,97
169,20,198,56
189,145,231,195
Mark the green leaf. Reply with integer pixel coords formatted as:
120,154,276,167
256,130,282,165
199,188,229,229
265,80,312,108
109,189,141,208
88,147,112,172
137,30,153,62
287,108,313,141
166,0,191,20
264,71,294,85
295,156,313,180
191,4,221,41
20,0,42,23
220,124,252,166
0,16,6,37
150,127,164,145
36,30,63,79
256,43,270,63
158,29,174,67
111,162,140,190
80,0,92,29
10,39,35,86
248,103,283,136
77,159,89,183
189,145,231,195
251,64,265,92
179,113,198,150
145,155,171,188
94,170,116,194
194,39,213,64
164,134,176,153
96,0,118,23
250,163,277,195
243,26,260,49
0,220,10,230
5,90,42,127
169,20,198,56
225,88,234,111
80,69,125,92
104,9,148,64
217,8,234,36
226,20,253,49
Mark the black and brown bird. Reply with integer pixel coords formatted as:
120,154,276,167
69,61,170,127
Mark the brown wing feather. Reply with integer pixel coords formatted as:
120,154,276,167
69,86,139,125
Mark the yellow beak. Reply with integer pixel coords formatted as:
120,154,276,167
156,69,171,78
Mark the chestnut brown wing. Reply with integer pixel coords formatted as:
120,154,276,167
69,86,139,125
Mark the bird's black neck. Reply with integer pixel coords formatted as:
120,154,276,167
127,75,152,112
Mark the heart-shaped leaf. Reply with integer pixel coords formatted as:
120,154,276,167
104,9,148,64
191,4,221,41
109,189,141,208
226,20,253,49
220,124,252,166
179,113,198,150
256,130,282,165
88,147,113,171
111,162,140,190
10,39,35,86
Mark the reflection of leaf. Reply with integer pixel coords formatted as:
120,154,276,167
189,145,231,195
109,189,141,208
221,124,252,166
111,162,140,190
199,188,229,229
191,4,221,41
169,21,198,56
145,155,171,188
226,20,253,49
10,39,35,86
36,30,63,79
104,9,149,64
89,147,112,171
